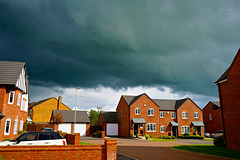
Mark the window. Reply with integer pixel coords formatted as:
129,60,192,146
147,123,156,132
8,91,15,104
17,93,21,106
29,109,33,114
38,133,50,140
4,118,11,135
148,108,154,116
121,110,123,117
140,124,143,128
194,112,199,118
21,98,28,111
160,126,165,132
135,108,140,115
209,114,212,120
171,112,176,119
13,119,18,134
182,112,188,119
19,120,24,131
181,126,190,134
160,112,164,118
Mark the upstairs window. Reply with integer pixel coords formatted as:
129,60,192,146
17,93,22,106
121,110,123,117
148,108,154,116
8,91,15,104
209,114,212,120
194,112,199,118
182,112,188,119
160,112,164,118
135,108,140,115
171,112,176,119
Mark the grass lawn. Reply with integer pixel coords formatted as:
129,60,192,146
172,144,240,159
80,142,93,145
147,138,176,142
203,138,214,141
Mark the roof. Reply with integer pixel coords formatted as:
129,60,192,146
211,101,220,107
0,61,25,85
52,110,90,123
192,121,205,127
215,68,229,84
100,111,120,123
29,97,53,109
153,98,188,110
132,118,146,124
170,121,179,127
122,94,145,106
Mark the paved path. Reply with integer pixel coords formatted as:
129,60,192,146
80,137,233,160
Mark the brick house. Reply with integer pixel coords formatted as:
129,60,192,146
98,111,120,136
51,110,90,136
215,48,240,151
203,101,223,134
116,93,204,137
28,96,71,123
0,61,29,141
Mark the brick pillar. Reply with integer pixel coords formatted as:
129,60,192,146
53,124,58,132
101,131,105,139
105,139,117,160
71,123,74,135
74,133,80,145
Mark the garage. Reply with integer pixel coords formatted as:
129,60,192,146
58,123,71,134
74,123,86,136
106,124,118,136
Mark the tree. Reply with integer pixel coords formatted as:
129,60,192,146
88,107,102,125
53,113,64,124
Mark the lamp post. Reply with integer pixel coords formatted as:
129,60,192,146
74,88,81,133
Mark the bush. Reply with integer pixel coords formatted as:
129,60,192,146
158,135,175,139
214,135,225,147
178,134,204,139
149,135,154,138
2,139,10,141
93,132,99,138
183,133,190,137
18,130,27,134
144,134,150,139
136,133,139,138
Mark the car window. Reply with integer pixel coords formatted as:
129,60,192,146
38,133,50,140
50,133,64,139
18,133,37,141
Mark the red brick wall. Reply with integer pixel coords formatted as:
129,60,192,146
217,49,240,151
0,139,117,160
129,94,160,137
177,99,204,136
159,110,176,136
203,102,223,134
116,96,130,137
0,87,28,141
65,133,80,145
86,123,90,136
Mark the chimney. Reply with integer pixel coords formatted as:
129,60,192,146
57,96,62,110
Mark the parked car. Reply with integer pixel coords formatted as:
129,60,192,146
42,128,54,131
210,130,223,138
204,132,210,138
0,132,66,146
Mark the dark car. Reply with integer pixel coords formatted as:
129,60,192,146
0,131,66,146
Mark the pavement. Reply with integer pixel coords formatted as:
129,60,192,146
80,137,233,160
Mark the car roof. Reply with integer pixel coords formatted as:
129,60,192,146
24,131,58,134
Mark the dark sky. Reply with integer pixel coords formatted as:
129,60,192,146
0,0,239,109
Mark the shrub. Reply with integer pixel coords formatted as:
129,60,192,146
18,130,27,134
183,133,190,137
136,133,139,138
130,133,133,138
144,134,150,139
172,136,176,139
2,139,10,141
158,135,175,139
178,134,204,139
93,132,99,138
214,135,225,147
149,135,154,138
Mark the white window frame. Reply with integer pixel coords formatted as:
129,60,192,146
209,114,212,120
135,108,140,115
182,112,188,119
148,108,154,116
194,112,199,118
13,119,18,134
4,118,11,135
171,112,176,119
147,123,156,132
8,91,15,104
17,93,22,106
181,126,190,134
19,120,24,131
160,112,164,118
160,126,165,132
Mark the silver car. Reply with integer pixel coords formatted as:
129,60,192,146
210,130,223,138
0,132,67,146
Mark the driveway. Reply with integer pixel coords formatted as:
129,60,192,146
80,137,232,160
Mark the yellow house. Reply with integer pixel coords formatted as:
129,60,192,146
28,96,71,123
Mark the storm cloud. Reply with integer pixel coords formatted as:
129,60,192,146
1,0,240,99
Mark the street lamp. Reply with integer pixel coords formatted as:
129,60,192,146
74,88,81,133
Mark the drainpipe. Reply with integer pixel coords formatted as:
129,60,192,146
218,84,227,148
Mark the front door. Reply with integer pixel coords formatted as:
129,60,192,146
197,127,201,136
134,124,138,136
172,127,177,137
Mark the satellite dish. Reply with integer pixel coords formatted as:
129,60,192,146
212,105,219,110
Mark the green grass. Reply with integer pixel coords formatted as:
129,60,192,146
203,138,214,141
147,138,176,142
172,144,240,159
80,142,93,145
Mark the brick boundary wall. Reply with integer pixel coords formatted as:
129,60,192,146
0,139,117,160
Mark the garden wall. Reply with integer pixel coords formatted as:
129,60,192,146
0,139,117,160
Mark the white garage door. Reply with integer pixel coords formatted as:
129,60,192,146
74,123,86,136
106,124,118,136
58,123,71,134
